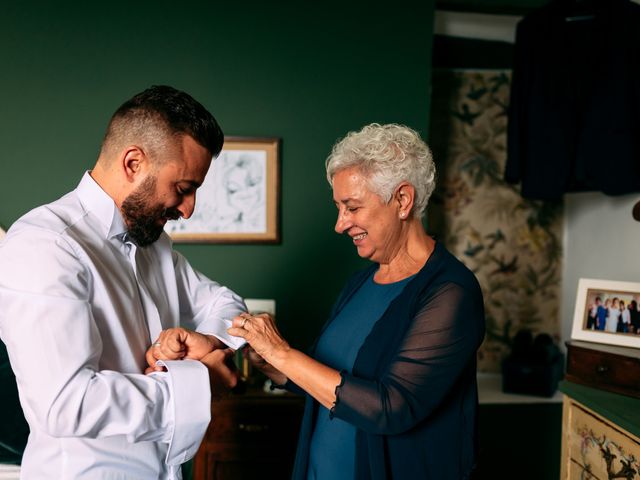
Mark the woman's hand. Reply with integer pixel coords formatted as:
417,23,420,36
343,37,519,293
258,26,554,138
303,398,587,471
230,313,341,409
145,327,225,373
228,313,290,365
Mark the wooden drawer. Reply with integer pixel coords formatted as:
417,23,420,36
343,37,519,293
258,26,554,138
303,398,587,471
561,397,640,479
193,391,305,480
205,394,304,444
566,341,640,399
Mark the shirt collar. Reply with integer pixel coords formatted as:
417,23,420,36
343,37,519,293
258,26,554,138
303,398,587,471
75,171,128,241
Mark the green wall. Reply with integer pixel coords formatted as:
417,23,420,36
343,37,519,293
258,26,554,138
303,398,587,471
0,1,434,348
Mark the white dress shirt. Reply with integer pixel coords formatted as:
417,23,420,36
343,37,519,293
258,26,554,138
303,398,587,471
0,173,246,479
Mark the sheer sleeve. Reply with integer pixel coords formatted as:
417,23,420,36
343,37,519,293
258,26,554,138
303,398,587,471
275,379,305,396
330,281,483,435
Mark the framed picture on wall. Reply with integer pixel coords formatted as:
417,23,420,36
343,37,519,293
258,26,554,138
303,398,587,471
571,278,640,348
165,137,281,244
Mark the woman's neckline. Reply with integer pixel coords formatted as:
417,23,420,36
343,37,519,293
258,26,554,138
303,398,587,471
373,238,437,285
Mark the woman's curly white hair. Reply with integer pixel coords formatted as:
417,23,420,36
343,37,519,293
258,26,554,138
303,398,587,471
325,123,436,218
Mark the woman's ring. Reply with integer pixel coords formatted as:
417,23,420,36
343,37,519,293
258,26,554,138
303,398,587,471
240,318,248,328
152,342,161,348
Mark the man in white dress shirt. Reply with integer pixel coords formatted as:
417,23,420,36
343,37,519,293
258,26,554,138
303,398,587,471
0,86,247,479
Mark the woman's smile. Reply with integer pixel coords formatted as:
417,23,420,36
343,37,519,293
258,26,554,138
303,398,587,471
352,232,367,243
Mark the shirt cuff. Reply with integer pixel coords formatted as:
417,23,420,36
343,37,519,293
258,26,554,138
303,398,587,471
198,317,247,350
160,359,211,466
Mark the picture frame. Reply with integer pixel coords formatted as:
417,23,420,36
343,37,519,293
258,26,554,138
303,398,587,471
571,278,640,348
166,136,280,244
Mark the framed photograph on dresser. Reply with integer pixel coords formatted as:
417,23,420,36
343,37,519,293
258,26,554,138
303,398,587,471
571,278,640,348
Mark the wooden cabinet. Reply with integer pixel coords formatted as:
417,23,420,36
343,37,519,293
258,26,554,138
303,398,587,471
192,389,305,480
560,381,640,479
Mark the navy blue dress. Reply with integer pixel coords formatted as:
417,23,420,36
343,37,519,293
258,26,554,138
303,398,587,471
306,272,413,480
290,241,485,479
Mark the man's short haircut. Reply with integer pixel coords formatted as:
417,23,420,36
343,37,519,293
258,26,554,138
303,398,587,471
100,85,224,164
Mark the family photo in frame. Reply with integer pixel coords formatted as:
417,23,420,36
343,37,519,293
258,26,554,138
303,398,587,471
571,278,640,349
165,136,280,244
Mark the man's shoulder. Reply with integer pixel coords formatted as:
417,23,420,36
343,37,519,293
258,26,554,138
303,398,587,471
8,190,85,240
0,191,93,291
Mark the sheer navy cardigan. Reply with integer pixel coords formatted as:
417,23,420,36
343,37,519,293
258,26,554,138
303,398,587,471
289,242,485,479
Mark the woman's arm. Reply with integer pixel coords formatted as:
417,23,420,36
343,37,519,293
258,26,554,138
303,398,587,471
331,282,484,435
228,315,341,409
228,281,484,434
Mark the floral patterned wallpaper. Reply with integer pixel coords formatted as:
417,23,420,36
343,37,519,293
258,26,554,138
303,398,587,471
428,70,564,372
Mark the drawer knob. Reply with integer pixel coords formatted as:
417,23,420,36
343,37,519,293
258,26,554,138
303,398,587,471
239,423,269,433
596,365,609,374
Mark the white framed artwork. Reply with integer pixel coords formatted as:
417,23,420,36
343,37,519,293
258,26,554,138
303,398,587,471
571,278,640,349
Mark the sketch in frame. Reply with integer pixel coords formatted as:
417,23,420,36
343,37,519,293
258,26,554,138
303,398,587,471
571,278,640,349
166,137,280,244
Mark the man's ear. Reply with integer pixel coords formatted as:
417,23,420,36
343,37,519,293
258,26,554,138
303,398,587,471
121,146,148,183
394,182,415,216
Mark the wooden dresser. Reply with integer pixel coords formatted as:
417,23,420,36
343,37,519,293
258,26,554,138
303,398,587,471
191,387,305,480
559,381,640,479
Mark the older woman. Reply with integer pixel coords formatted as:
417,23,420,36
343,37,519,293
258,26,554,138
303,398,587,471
227,123,486,479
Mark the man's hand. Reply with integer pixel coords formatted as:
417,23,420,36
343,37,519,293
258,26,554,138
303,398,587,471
145,327,226,372
242,345,288,386
201,348,239,399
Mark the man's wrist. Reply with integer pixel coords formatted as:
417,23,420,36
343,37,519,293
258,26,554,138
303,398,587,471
206,334,225,350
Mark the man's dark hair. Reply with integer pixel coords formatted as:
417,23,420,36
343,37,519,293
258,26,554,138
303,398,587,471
101,85,224,161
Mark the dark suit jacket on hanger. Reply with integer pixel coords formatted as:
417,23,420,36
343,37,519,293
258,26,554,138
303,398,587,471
506,0,640,200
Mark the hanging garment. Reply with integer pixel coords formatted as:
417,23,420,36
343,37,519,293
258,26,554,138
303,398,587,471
506,0,640,200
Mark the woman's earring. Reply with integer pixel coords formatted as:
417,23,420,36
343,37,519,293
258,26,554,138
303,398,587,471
400,212,405,218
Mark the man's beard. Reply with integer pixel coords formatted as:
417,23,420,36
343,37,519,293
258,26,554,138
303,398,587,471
121,175,181,247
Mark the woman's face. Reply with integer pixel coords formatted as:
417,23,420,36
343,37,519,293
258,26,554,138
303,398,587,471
332,167,402,264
